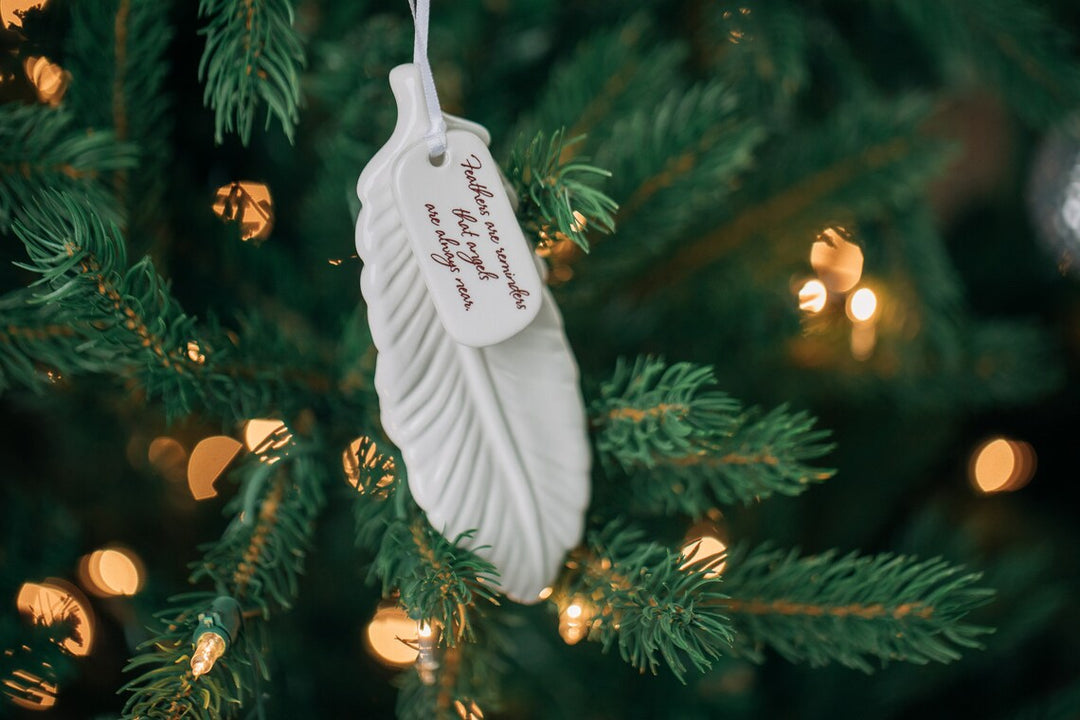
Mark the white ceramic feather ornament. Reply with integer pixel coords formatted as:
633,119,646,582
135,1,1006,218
354,63,591,603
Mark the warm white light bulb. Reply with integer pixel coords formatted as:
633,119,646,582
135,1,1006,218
797,279,828,313
559,600,591,645
190,632,227,679
847,287,878,322
679,535,728,578
415,620,439,686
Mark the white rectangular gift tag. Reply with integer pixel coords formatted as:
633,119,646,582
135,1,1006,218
392,129,542,347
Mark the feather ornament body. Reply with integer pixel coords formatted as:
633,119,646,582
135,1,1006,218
354,64,590,602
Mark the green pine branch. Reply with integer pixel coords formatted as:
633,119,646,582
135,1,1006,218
791,212,1061,411
720,544,995,672
708,0,810,116
122,433,326,718
0,290,112,393
350,438,500,645
11,192,341,423
575,80,764,290
598,79,765,236
121,591,249,719
191,439,325,612
301,15,412,255
630,404,835,513
593,357,741,467
875,208,964,360
0,104,136,230
198,0,305,144
866,209,1061,408
885,0,1080,125
65,0,174,238
394,625,504,720
349,437,506,717
944,321,1065,409
506,129,617,252
348,435,402,547
559,521,734,681
592,357,834,512
371,519,501,646
514,18,687,156
1009,680,1080,720
629,96,951,298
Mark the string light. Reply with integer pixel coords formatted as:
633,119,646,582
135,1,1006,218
849,322,876,361
969,437,1036,494
796,228,869,321
147,436,188,484
212,181,274,244
190,597,242,680
797,279,828,313
416,621,439,685
343,436,396,496
327,254,359,267
535,213,585,286
570,210,587,233
15,579,94,657
811,227,864,293
1,1,50,29
23,56,69,106
365,603,420,667
558,598,593,645
536,212,587,248
186,340,206,364
242,418,292,461
536,586,553,601
679,522,728,579
846,287,878,322
453,699,484,719
2,668,58,711
843,286,879,360
187,436,243,500
78,545,144,597
191,632,226,679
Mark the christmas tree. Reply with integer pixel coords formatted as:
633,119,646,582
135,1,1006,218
2,0,1079,718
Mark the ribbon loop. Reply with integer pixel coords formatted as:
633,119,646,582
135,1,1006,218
408,0,447,160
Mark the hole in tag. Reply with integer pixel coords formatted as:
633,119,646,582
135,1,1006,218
429,151,447,167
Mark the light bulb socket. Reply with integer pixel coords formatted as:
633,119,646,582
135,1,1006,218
191,595,243,649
